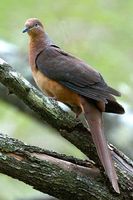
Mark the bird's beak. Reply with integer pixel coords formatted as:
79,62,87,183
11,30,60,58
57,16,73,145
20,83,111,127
22,27,30,33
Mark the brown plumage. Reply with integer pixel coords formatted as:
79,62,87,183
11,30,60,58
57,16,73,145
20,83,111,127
23,18,125,193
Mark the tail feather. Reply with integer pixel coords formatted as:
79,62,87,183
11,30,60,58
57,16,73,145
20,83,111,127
105,100,125,114
81,98,120,193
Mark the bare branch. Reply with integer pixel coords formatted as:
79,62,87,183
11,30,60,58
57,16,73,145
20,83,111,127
0,133,132,200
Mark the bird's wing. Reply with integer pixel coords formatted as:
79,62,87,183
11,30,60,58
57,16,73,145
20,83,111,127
36,45,120,102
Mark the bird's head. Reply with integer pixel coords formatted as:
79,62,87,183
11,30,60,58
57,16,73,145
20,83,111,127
22,18,44,36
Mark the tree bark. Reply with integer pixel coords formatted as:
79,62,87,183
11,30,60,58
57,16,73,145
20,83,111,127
0,58,133,199
0,133,132,200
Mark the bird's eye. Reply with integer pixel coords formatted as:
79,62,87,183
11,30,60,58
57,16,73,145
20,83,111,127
35,23,39,27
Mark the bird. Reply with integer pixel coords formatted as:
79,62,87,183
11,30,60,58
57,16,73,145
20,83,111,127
23,18,125,193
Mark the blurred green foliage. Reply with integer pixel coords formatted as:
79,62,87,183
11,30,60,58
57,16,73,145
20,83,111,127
0,0,133,200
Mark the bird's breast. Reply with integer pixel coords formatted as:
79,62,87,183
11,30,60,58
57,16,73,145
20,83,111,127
32,69,82,108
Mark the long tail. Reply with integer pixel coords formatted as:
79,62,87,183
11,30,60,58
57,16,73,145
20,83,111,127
81,98,120,193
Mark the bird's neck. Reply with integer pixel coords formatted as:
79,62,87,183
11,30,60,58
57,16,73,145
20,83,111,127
29,32,52,70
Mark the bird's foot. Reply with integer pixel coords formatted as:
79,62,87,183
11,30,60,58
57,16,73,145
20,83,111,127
75,110,82,119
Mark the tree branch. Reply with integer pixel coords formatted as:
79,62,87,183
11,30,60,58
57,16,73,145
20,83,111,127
0,72,43,123
0,59,133,199
0,133,132,200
